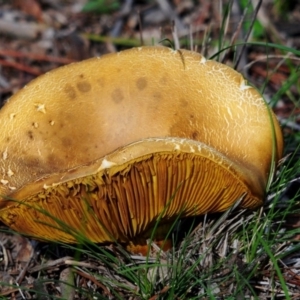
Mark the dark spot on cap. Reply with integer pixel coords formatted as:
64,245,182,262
25,156,41,168
27,131,34,140
180,99,188,107
64,84,77,100
136,77,147,91
192,131,199,139
77,81,91,93
46,154,62,169
6,137,10,142
152,92,162,101
61,137,72,148
111,88,124,104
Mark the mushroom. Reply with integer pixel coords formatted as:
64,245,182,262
0,46,283,252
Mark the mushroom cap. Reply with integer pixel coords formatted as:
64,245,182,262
0,46,283,244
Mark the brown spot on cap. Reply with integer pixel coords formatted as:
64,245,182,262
111,88,124,104
64,84,77,100
192,131,199,139
61,137,72,148
27,131,34,140
77,81,91,93
46,154,62,169
136,77,147,91
180,99,188,107
152,92,162,101
25,156,41,169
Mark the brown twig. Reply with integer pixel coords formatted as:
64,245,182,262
0,58,42,75
0,49,76,64
73,268,113,297
0,284,34,297
29,256,74,273
149,286,171,300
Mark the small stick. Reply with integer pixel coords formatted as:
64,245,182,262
0,58,42,76
0,49,76,64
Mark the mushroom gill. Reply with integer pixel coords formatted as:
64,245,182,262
2,138,264,245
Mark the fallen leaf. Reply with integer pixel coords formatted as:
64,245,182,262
13,0,43,22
